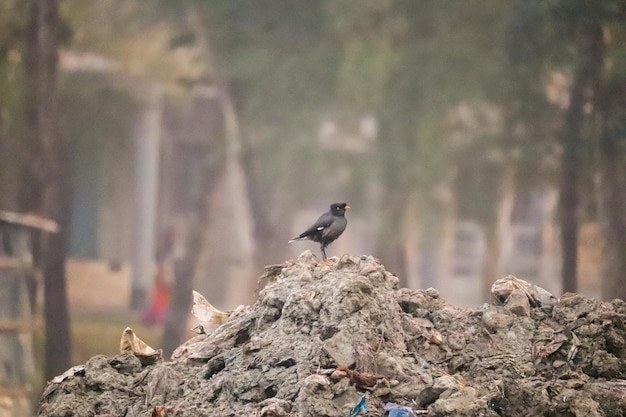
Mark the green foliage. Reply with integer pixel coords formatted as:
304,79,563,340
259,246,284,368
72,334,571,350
0,1,28,113
0,0,33,208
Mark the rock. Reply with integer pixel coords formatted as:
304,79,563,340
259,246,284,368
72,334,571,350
424,288,440,298
374,351,406,379
429,387,489,416
203,355,226,378
555,388,604,417
417,375,459,407
108,353,142,375
417,385,443,407
505,288,531,317
323,329,356,367
446,333,466,350
491,275,558,310
259,398,292,417
301,373,331,395
434,374,461,391
329,369,347,381
397,289,430,314
144,363,182,407
482,308,513,332
296,374,341,417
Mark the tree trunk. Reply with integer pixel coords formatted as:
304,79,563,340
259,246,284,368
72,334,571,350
160,132,210,356
373,189,408,283
599,129,626,302
161,237,198,358
558,24,603,294
558,86,583,294
481,172,514,302
19,0,43,218
162,10,259,351
36,0,72,380
218,89,257,306
403,193,421,289
187,9,257,306
598,73,626,301
241,144,287,270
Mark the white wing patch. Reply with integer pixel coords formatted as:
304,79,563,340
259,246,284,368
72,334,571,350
316,226,325,230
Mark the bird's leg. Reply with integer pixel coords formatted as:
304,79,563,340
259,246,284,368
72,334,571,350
319,245,334,265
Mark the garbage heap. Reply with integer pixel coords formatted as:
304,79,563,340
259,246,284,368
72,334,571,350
37,251,626,417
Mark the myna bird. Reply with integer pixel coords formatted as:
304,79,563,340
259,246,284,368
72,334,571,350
289,203,350,260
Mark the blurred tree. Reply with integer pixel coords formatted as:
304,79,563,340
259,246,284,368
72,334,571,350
0,0,72,381
594,3,626,301
148,0,350,350
192,0,340,244
505,0,623,295
328,0,517,290
0,0,33,209
599,89,626,300
61,0,218,352
557,22,604,294
25,0,72,380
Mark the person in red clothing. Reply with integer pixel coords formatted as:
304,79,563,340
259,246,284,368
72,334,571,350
142,228,175,325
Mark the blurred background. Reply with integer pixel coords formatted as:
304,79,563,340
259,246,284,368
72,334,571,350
0,0,625,414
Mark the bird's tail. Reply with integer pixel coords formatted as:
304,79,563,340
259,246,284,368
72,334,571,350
288,236,306,243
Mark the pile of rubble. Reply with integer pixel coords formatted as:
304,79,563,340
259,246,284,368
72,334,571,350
37,251,626,416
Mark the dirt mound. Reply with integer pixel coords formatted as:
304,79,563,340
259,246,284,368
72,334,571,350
37,251,626,417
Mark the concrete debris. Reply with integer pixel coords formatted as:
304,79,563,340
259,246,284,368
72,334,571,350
38,251,626,417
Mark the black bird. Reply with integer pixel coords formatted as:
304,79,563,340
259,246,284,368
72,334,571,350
289,203,350,260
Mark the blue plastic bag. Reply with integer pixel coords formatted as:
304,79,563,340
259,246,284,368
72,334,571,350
384,402,417,417
348,394,367,416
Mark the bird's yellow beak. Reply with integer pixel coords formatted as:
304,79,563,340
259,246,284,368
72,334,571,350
345,205,351,210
